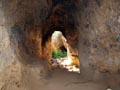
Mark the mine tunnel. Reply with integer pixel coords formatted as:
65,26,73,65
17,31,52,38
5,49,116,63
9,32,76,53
0,0,120,90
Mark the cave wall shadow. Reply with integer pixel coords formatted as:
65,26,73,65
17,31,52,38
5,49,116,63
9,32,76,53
9,25,46,66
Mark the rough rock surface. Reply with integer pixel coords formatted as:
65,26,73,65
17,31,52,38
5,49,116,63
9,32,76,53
78,0,120,73
0,0,120,90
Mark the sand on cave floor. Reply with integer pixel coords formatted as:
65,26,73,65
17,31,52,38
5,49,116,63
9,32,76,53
4,67,110,90
41,69,107,90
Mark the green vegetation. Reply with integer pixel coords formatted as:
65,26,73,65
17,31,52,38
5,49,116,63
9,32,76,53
52,50,67,58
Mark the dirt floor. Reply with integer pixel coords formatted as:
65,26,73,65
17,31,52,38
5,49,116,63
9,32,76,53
4,68,107,90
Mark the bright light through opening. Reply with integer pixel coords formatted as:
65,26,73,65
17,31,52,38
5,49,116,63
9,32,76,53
51,31,80,73
61,57,72,65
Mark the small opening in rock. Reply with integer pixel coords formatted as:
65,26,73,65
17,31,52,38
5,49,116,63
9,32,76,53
51,31,80,73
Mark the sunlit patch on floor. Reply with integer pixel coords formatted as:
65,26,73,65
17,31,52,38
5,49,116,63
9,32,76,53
51,31,80,73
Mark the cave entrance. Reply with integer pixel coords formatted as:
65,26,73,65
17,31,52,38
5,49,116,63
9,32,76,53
51,31,80,73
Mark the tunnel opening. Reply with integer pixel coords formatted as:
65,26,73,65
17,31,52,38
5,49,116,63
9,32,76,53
50,31,80,73
0,0,120,90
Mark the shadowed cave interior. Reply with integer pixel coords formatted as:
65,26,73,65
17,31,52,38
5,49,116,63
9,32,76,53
0,0,120,90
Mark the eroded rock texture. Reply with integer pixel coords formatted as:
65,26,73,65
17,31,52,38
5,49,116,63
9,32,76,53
0,0,120,90
79,0,120,73
24,0,79,67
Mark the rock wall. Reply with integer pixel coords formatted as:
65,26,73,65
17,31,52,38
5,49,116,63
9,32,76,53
0,0,120,90
78,0,120,73
0,0,49,90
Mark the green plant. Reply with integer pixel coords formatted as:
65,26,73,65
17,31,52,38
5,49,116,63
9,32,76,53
52,50,67,58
